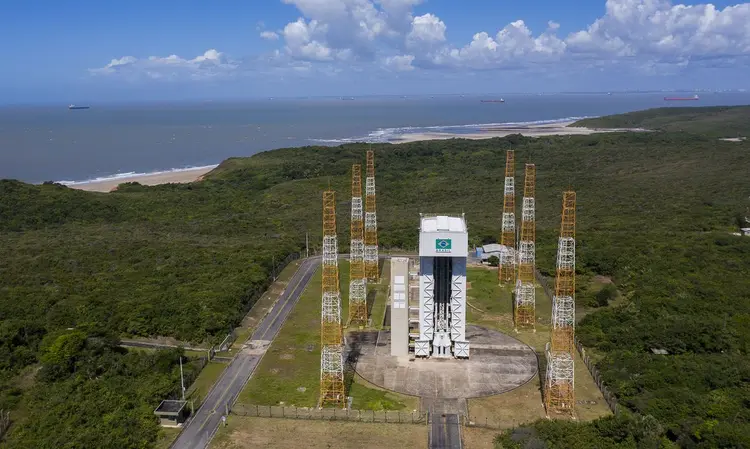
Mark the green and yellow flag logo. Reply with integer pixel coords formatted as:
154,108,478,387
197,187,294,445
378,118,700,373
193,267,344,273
435,238,452,252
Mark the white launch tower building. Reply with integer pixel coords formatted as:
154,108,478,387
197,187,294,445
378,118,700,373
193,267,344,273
414,214,470,358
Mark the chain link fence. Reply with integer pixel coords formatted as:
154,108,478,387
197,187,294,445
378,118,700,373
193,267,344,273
535,269,620,415
232,404,427,424
574,337,620,415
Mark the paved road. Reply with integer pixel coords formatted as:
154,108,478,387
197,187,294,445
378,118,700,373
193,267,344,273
429,413,463,449
171,257,320,449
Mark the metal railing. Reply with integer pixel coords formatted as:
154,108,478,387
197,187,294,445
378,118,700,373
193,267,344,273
231,404,426,424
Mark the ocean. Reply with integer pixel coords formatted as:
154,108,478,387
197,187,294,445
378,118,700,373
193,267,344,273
1,92,749,184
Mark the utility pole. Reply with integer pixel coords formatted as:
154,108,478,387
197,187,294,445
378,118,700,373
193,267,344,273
306,232,309,258
272,255,276,281
179,356,185,401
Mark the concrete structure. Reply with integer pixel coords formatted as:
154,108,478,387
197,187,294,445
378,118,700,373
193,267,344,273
415,214,470,358
354,325,537,398
390,257,410,356
154,400,188,427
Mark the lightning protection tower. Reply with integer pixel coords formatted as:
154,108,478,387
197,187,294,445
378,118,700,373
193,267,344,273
514,164,536,329
498,150,516,284
364,150,379,282
349,164,367,326
551,191,576,354
545,190,576,416
320,190,345,408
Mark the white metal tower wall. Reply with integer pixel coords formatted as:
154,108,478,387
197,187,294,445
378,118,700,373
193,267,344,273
350,195,366,310
552,236,576,329
449,258,466,344
417,256,434,350
364,177,378,268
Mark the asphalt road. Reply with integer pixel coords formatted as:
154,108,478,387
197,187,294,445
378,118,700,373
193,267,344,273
171,257,320,449
429,413,463,449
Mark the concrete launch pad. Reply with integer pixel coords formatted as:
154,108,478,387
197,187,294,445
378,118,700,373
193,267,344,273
350,325,537,399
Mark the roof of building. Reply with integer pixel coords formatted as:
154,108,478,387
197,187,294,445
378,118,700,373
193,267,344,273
154,399,187,415
420,215,466,233
482,243,504,253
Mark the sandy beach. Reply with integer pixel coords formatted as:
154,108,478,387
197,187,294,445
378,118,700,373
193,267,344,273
65,122,642,192
389,121,640,143
68,166,217,193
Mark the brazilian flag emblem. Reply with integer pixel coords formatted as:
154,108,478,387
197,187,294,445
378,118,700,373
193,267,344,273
435,238,452,252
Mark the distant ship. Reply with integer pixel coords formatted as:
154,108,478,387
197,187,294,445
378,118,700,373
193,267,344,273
68,104,90,110
341,97,355,101
480,99,505,103
664,95,699,101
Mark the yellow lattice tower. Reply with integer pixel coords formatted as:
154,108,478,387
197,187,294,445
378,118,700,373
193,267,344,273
498,150,516,284
320,190,345,407
551,191,576,355
514,163,536,328
349,164,368,325
364,150,379,282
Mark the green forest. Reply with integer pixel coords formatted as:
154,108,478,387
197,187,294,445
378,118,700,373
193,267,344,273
1,105,750,447
572,105,750,138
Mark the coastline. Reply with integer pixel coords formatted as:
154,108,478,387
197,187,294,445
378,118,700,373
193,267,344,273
61,121,644,192
66,166,217,193
388,121,641,143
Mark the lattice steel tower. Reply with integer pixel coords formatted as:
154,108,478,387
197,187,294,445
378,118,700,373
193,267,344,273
320,190,345,408
514,164,536,329
551,191,576,354
364,150,379,282
498,150,516,284
545,190,576,416
349,164,368,326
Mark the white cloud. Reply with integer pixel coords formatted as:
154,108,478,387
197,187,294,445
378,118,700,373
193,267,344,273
566,0,750,61
384,54,415,71
89,49,237,80
407,13,446,46
92,0,750,81
261,31,280,40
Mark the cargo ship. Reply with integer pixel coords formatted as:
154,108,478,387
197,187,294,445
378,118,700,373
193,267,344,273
68,104,90,110
663,95,699,101
480,99,505,103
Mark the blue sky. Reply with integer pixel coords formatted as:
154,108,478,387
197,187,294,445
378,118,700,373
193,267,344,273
2,0,749,103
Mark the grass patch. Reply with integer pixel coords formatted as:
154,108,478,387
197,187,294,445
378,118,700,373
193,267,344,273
465,266,611,424
186,361,228,407
239,260,414,409
368,260,390,330
154,427,182,449
210,416,427,449
349,374,419,411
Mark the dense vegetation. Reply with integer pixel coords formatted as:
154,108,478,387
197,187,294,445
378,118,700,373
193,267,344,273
571,105,750,138
1,106,749,447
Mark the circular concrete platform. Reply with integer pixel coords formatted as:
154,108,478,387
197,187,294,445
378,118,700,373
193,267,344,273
350,325,538,399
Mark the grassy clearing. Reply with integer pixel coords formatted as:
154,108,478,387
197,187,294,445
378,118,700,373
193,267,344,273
238,260,415,409
210,416,427,449
462,426,501,449
186,361,228,407
154,427,182,449
465,267,611,425
349,373,420,411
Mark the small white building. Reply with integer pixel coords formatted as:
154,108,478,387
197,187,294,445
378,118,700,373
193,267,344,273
414,214,470,359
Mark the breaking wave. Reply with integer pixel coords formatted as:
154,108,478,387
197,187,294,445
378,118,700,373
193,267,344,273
56,164,219,186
